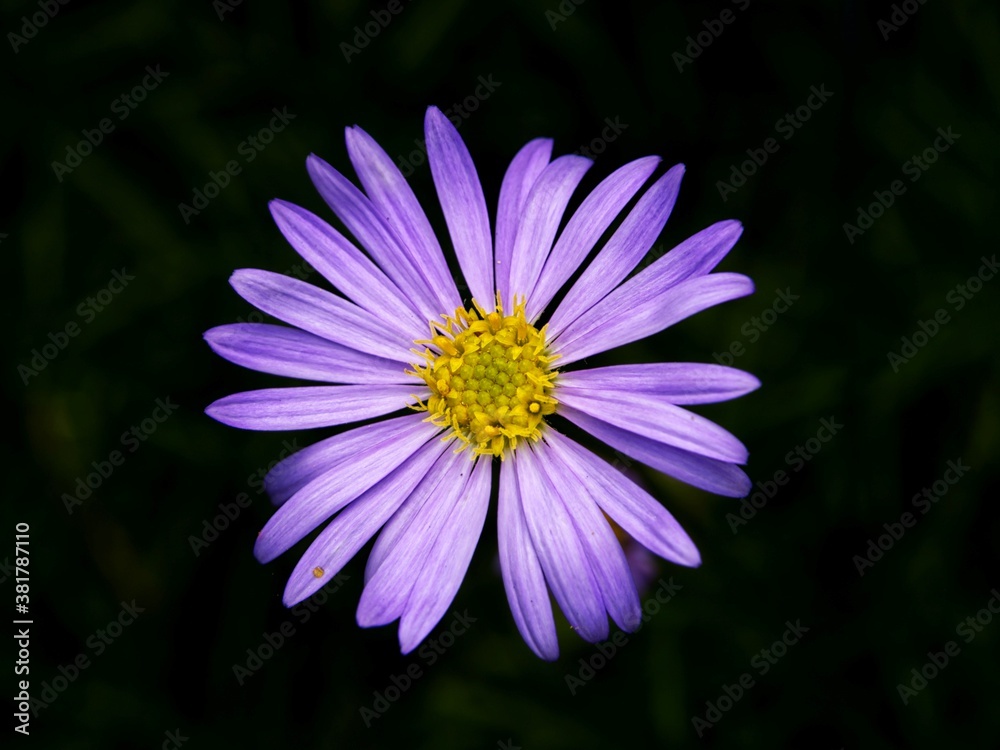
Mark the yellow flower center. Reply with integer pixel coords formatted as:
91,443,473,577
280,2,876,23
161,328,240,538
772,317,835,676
411,296,558,458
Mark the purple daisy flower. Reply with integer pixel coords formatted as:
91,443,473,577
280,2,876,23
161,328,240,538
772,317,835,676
204,106,758,660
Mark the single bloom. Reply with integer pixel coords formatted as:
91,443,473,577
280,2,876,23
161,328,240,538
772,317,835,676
204,106,759,660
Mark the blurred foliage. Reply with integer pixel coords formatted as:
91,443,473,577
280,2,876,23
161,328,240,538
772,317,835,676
5,0,999,748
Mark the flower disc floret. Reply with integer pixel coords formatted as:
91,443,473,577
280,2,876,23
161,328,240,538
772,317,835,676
412,297,557,457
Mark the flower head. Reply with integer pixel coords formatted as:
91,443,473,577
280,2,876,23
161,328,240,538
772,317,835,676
205,106,759,660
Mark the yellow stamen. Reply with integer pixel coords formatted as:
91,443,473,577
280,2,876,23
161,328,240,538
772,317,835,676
411,294,558,458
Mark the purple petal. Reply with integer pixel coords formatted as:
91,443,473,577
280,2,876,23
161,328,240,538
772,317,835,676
344,125,463,315
356,449,475,628
507,155,593,311
529,156,663,322
253,418,439,563
282,437,450,606
306,154,441,321
425,106,494,308
495,138,553,312
516,444,608,643
229,269,416,364
556,389,747,463
551,219,743,341
560,405,751,497
498,457,558,660
553,272,755,366
269,200,425,336
204,324,410,384
264,413,430,506
362,443,455,584
557,363,761,404
540,440,642,632
205,385,425,431
641,218,743,286
544,428,701,567
543,163,681,332
398,457,492,653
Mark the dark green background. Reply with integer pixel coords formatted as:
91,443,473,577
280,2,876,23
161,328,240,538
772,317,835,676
7,0,999,747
